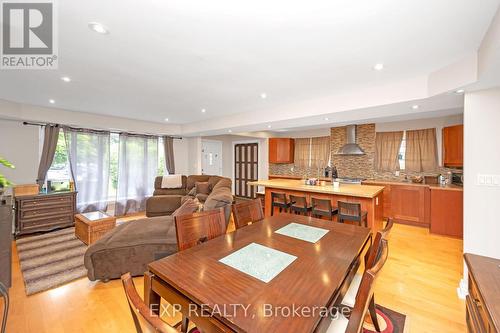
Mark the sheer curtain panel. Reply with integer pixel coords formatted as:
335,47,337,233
294,138,311,168
310,136,331,169
405,128,438,172
64,127,111,213
116,134,158,216
374,131,404,171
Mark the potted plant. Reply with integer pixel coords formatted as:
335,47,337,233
0,157,15,205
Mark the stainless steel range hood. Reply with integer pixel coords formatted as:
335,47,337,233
335,125,365,155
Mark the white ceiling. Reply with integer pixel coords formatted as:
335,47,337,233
0,0,498,131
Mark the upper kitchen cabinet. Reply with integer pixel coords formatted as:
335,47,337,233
442,124,463,168
269,138,295,164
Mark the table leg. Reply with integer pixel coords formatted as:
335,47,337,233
144,271,161,316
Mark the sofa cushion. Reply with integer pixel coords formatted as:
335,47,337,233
208,176,223,191
146,195,182,217
154,175,187,191
195,193,209,202
153,188,187,196
212,177,232,190
204,187,233,210
172,198,199,217
187,175,211,190
195,182,210,195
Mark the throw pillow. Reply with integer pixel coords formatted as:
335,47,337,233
172,198,199,217
195,182,210,195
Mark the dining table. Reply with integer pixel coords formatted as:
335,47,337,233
145,213,372,333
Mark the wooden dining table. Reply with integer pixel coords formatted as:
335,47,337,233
145,214,371,333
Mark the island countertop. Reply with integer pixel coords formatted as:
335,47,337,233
249,179,385,198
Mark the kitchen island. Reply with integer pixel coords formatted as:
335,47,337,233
249,179,385,230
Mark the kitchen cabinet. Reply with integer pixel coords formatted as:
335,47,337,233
269,138,295,164
390,184,430,227
430,188,463,238
443,124,463,168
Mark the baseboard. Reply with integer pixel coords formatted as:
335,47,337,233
457,278,468,299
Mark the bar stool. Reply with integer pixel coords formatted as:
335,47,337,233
270,192,291,216
337,201,368,227
311,197,338,220
289,195,312,216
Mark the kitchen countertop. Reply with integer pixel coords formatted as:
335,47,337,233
363,179,463,191
248,179,384,198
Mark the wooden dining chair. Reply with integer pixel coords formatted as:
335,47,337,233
327,240,389,333
311,197,338,220
341,219,394,332
270,192,292,215
175,208,226,251
289,195,313,216
121,272,179,333
231,199,264,230
337,201,368,227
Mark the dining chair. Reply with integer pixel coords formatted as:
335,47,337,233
231,199,264,230
270,192,292,216
0,282,8,333
121,272,182,333
311,197,338,220
175,208,226,251
340,219,394,332
337,201,368,227
327,240,389,333
289,195,313,216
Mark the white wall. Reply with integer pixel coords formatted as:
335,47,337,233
463,88,500,260
376,114,463,166
173,139,189,175
0,119,39,193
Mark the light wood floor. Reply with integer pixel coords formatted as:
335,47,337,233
1,221,465,333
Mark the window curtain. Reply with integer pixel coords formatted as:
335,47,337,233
36,125,60,186
310,136,330,168
374,131,404,171
163,136,175,174
116,134,158,216
64,127,111,213
294,138,311,167
405,128,438,172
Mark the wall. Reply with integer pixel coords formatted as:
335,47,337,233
463,88,500,261
269,115,463,179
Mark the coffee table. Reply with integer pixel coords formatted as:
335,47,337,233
75,211,116,245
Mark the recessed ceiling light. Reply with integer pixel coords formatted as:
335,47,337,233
278,129,288,132
49,99,55,104
455,89,465,94
61,76,71,82
267,125,272,128
260,93,267,99
373,63,384,71
228,129,232,133
324,117,329,121
164,118,169,122
201,109,206,113
88,22,109,35
412,104,419,110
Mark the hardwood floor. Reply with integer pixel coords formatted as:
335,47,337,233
1,221,465,333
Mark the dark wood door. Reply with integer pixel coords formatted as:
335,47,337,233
234,143,258,198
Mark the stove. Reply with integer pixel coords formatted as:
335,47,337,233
334,177,365,185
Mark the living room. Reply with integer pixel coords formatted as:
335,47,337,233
1,1,500,333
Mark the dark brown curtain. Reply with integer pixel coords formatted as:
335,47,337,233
374,131,404,171
163,136,175,174
36,125,60,186
405,128,438,172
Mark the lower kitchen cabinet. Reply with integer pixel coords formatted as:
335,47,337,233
390,184,430,227
430,188,463,238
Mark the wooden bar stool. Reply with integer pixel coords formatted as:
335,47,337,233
311,197,338,220
337,201,368,227
289,195,312,216
270,192,291,216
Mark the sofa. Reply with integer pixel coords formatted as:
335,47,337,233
84,174,234,281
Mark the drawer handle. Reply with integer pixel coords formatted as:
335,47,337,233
474,298,482,308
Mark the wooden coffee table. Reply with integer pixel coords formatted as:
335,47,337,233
75,211,116,245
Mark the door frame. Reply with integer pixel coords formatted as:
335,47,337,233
231,139,263,196
201,139,223,176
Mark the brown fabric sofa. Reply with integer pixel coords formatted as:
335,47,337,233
146,175,229,217
84,215,177,281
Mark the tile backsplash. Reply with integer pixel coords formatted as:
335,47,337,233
269,123,461,180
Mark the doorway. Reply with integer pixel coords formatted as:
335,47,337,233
201,140,222,176
234,143,258,198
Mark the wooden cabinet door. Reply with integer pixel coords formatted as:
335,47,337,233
390,185,429,226
443,125,463,167
269,138,294,163
430,189,463,238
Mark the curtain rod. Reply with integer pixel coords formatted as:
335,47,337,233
22,121,182,139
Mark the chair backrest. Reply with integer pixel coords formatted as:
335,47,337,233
271,192,288,204
175,208,226,251
232,199,264,230
338,201,362,219
346,240,389,333
311,197,332,211
364,218,394,269
289,195,307,208
121,273,177,333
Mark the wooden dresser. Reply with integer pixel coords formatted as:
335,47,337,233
0,197,13,289
465,253,500,333
15,191,77,236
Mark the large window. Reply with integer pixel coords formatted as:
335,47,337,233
46,132,71,190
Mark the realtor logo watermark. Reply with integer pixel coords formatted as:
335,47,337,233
1,0,58,69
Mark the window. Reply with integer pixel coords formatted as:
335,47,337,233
294,136,331,168
398,131,406,170
46,132,71,191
